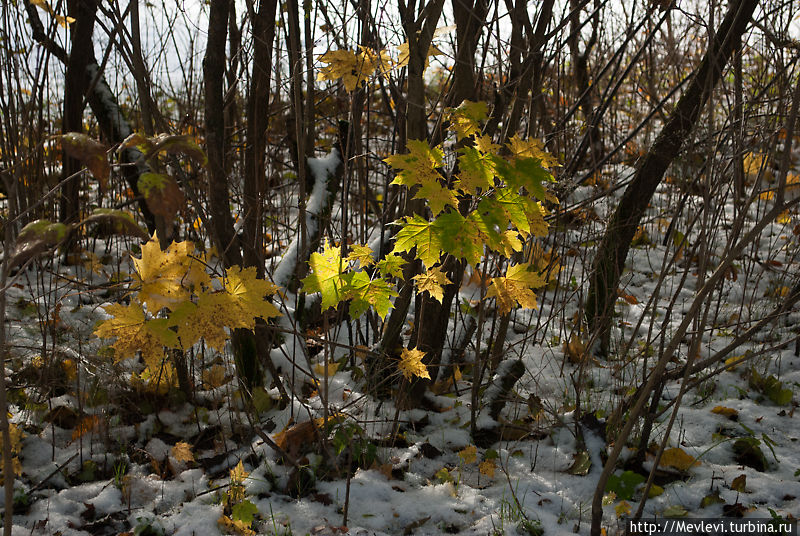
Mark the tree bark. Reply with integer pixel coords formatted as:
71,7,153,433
60,0,98,232
242,0,279,275
584,0,758,357
204,0,241,267
375,0,445,369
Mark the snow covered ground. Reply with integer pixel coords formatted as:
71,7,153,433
2,160,800,536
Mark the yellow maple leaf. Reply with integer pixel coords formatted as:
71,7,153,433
169,294,229,351
94,302,175,368
743,152,770,179
313,360,340,377
171,441,194,463
395,42,443,70
218,515,255,536
203,364,228,388
347,243,375,267
507,135,560,169
317,47,388,91
447,100,488,141
485,263,546,315
473,134,501,155
31,0,75,27
711,406,739,419
659,447,699,472
398,347,430,380
478,459,496,478
615,500,632,518
526,202,549,237
412,266,452,303
223,265,281,323
230,459,249,483
458,445,477,464
132,235,209,312
385,140,456,215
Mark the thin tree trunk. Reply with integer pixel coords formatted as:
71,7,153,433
204,0,241,267
205,0,265,391
242,0,278,275
60,0,98,236
376,0,445,366
584,0,758,358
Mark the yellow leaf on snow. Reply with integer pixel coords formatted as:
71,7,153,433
313,360,340,377
398,347,430,381
171,441,194,463
413,266,452,303
615,500,632,518
478,459,496,478
711,406,739,420
658,447,699,472
458,445,477,464
218,515,255,536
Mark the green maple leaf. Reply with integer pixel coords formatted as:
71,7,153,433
457,145,495,194
345,271,397,319
391,215,444,269
377,254,406,279
301,240,347,310
493,155,552,200
385,140,456,215
436,211,484,266
231,500,259,525
413,179,459,216
479,188,533,237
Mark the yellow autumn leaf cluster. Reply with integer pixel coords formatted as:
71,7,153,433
95,235,281,365
317,37,445,91
317,47,391,91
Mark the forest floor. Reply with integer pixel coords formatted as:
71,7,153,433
2,162,800,536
